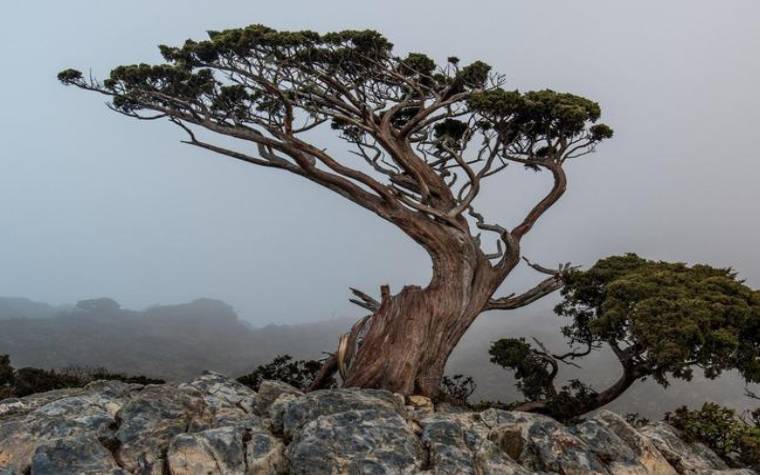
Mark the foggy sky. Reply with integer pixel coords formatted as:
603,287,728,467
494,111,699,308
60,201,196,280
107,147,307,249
2,1,759,325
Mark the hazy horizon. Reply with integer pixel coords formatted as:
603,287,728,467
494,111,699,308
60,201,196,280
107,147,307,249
2,1,759,325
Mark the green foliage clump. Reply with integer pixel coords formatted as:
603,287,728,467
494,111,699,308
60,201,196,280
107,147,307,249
433,118,470,150
236,354,327,391
558,253,760,385
58,25,401,121
58,23,611,160
399,53,437,77
489,338,554,400
56,68,83,83
468,88,613,148
542,379,599,423
666,402,760,470
458,60,492,89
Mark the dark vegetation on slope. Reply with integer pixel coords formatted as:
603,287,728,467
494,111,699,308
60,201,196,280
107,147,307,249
0,354,163,399
666,402,760,470
236,354,331,391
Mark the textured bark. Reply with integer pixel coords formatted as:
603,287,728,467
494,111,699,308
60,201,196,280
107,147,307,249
341,234,499,397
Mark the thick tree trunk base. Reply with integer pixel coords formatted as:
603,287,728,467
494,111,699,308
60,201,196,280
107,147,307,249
340,274,493,397
311,240,502,397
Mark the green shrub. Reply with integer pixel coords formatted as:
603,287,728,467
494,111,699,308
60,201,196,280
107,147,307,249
237,354,326,391
666,402,760,469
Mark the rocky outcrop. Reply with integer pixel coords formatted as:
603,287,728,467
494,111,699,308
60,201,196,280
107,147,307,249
0,373,754,475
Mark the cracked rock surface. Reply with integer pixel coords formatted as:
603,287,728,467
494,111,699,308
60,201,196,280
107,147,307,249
0,373,755,474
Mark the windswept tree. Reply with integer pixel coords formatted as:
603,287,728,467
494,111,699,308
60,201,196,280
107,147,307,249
490,254,760,420
59,25,613,396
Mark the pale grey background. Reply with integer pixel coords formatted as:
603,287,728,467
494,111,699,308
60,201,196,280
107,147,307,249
1,1,758,325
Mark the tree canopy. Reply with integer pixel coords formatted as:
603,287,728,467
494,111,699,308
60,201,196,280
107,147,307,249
58,25,611,246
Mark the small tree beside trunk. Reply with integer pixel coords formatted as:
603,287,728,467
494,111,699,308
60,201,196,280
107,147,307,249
490,254,760,420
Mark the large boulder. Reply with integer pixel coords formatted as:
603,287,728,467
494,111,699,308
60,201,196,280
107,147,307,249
269,387,404,439
0,380,136,474
30,435,126,475
0,374,270,475
271,388,421,474
246,427,289,475
254,380,303,416
480,409,610,474
114,384,208,474
640,422,729,474
591,411,678,475
287,409,423,475
178,371,258,421
166,423,285,475
0,387,83,418
420,412,529,475
572,418,653,475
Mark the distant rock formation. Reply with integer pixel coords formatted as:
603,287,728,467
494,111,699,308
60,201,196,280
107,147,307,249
0,373,753,474
0,297,353,382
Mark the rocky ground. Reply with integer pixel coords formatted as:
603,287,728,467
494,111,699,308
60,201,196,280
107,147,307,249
0,372,755,475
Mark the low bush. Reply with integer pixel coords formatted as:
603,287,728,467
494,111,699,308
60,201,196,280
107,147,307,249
0,354,165,399
624,412,651,428
59,366,164,386
438,374,477,406
666,402,760,470
236,354,328,391
12,367,83,397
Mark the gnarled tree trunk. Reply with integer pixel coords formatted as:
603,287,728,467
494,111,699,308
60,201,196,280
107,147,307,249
338,231,500,397
512,346,639,419
306,205,567,397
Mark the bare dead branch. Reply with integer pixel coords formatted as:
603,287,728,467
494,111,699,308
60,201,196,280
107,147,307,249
348,287,381,312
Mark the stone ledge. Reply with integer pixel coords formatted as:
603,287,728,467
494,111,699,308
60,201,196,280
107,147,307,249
0,372,754,475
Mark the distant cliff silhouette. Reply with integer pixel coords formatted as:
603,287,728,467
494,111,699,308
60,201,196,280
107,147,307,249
0,297,350,382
